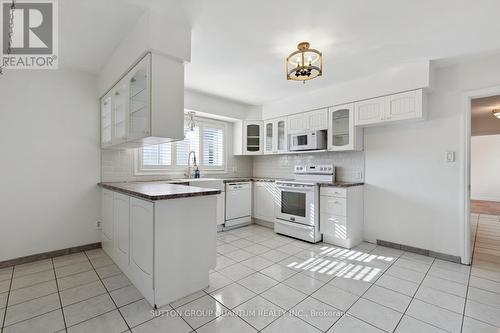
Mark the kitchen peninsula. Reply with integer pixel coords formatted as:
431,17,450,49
99,182,221,308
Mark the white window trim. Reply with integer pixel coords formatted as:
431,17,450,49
134,115,228,176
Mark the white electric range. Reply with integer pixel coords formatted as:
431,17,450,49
274,164,335,243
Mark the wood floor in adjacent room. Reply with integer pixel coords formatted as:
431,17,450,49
471,200,500,216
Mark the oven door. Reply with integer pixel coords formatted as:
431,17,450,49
276,183,316,226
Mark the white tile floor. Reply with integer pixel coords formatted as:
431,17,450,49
1,214,499,333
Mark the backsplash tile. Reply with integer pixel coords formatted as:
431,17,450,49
252,151,365,182
101,149,253,182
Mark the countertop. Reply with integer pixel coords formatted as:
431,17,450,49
99,182,221,201
318,181,364,188
221,177,363,187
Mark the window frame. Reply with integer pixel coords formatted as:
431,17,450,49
134,116,228,175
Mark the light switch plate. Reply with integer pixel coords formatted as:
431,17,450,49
445,151,455,163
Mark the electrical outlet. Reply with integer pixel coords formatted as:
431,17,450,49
354,170,363,180
96,221,102,230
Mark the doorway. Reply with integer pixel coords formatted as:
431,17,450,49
467,94,500,265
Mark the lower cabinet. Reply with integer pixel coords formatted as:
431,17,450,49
101,189,114,254
129,197,154,292
100,188,217,308
253,181,278,223
113,193,130,269
320,186,363,249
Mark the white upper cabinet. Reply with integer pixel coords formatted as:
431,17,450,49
328,104,363,151
101,94,112,147
385,90,423,122
263,118,288,154
236,121,263,155
354,97,385,126
287,108,328,134
354,89,425,126
264,120,274,154
275,118,287,153
128,58,151,141
308,109,328,131
100,53,184,149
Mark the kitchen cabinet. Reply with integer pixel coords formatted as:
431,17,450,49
320,186,363,249
113,193,130,269
100,188,217,308
100,52,184,149
264,118,288,154
328,104,363,151
100,94,112,147
234,121,263,155
253,181,278,223
129,197,154,293
287,108,328,134
101,189,114,254
354,89,425,126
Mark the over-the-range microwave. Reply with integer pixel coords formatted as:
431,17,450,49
289,130,327,151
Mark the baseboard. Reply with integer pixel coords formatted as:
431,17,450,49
0,242,102,269
253,218,274,229
376,239,462,264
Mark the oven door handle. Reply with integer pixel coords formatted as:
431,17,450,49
277,185,315,191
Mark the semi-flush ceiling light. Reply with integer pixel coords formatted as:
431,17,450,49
493,109,500,119
286,42,323,83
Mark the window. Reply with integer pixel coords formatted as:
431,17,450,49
137,116,226,173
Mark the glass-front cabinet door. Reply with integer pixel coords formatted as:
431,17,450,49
275,118,287,153
101,94,112,147
112,81,128,144
128,56,150,141
328,103,362,151
264,121,274,154
243,121,262,154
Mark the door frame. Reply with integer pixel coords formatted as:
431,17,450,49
461,85,500,264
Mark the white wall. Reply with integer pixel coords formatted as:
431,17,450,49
471,135,500,202
364,54,500,260
0,70,100,262
185,89,258,120
99,10,191,95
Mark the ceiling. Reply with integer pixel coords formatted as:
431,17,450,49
471,96,500,136
59,0,500,105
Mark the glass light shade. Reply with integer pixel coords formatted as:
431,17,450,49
286,42,323,82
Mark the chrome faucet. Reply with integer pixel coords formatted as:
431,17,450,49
187,150,198,179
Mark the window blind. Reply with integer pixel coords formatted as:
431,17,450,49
142,143,171,166
176,126,200,166
202,126,224,167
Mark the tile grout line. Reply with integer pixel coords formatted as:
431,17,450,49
392,256,436,333
51,258,69,333
459,214,481,333
82,251,132,332
0,267,14,331
321,247,407,333
200,236,324,332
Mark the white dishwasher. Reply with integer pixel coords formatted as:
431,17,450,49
225,182,252,228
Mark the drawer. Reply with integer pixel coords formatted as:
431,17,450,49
320,196,347,216
320,187,347,198
320,214,348,240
